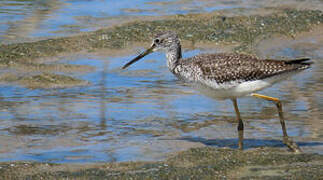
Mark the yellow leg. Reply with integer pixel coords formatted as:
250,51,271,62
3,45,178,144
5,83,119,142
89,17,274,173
232,98,244,150
251,93,302,153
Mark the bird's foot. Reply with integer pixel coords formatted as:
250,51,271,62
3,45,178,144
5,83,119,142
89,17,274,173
283,136,302,153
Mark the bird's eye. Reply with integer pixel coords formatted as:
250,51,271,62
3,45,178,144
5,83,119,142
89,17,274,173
154,39,160,43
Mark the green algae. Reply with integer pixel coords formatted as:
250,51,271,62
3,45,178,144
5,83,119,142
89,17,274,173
0,147,322,179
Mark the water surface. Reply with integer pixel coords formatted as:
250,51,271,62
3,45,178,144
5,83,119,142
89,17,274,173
4,0,321,43
0,34,322,163
0,0,246,43
0,0,322,163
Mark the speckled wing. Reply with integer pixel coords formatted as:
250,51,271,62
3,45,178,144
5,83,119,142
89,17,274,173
181,53,311,84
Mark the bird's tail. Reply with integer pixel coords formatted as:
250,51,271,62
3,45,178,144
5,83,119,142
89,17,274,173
285,57,313,65
284,57,312,71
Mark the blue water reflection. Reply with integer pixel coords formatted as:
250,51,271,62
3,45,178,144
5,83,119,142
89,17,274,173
0,45,321,163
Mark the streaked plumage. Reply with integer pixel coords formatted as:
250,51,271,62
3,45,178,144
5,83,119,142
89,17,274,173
176,53,309,83
122,31,311,152
173,53,310,99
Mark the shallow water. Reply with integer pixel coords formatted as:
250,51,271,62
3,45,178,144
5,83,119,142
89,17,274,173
0,33,322,163
4,0,323,44
0,0,247,43
0,0,322,163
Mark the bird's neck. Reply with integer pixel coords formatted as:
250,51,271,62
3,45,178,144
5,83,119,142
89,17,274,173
166,44,182,73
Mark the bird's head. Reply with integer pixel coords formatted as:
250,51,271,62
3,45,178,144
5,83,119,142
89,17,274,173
122,31,180,69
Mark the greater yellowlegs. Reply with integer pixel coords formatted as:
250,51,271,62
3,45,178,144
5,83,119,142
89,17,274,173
122,31,312,152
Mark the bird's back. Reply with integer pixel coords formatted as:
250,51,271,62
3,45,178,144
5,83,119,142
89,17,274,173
175,53,311,84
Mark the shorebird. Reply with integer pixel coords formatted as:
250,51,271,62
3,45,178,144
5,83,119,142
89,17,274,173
122,31,312,152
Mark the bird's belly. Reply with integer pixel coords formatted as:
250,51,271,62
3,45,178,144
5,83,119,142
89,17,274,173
177,70,300,99
191,78,279,100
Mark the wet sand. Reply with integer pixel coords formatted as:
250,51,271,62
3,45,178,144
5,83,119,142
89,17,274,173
1,147,322,179
0,6,322,179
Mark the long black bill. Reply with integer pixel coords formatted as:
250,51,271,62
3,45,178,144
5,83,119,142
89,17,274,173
122,44,155,69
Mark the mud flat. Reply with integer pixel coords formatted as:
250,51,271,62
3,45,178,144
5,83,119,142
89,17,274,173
0,7,322,179
0,147,322,179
